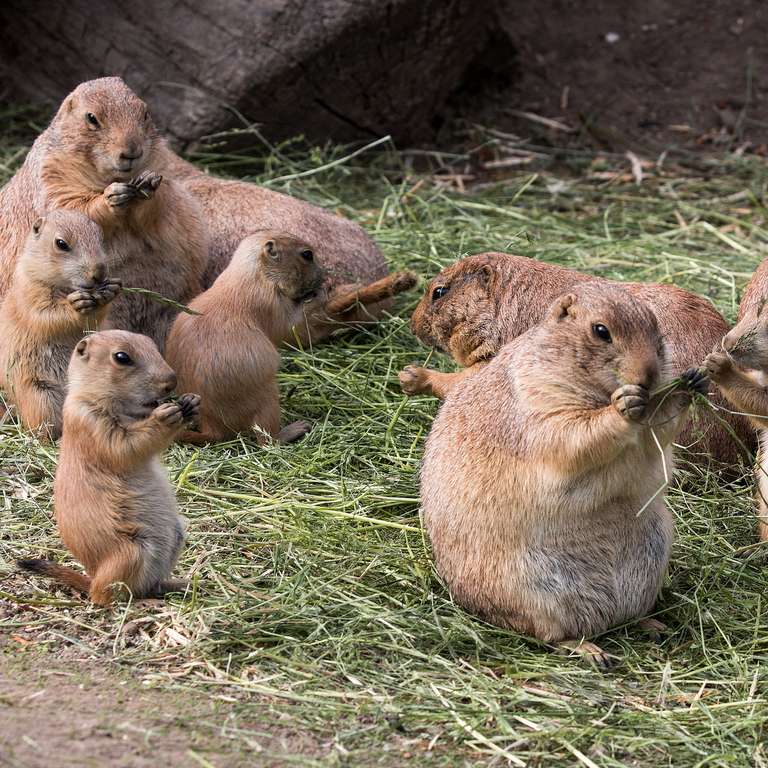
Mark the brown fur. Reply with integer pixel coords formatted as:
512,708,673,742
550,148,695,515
0,210,120,438
421,284,701,662
164,232,320,445
18,330,200,606
164,153,417,343
0,77,207,349
402,252,753,466
705,303,768,540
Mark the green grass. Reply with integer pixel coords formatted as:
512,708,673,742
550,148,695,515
2,115,768,766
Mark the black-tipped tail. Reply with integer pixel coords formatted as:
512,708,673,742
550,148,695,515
17,558,91,594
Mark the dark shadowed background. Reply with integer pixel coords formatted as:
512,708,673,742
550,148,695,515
0,0,766,151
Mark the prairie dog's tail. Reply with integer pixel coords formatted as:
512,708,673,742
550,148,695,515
17,559,91,594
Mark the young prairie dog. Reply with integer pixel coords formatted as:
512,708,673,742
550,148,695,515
164,232,321,445
401,251,752,466
18,330,200,606
0,210,120,438
0,77,207,349
421,284,707,665
165,152,417,344
705,302,768,540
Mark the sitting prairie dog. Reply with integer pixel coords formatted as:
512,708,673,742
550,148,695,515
421,284,707,665
401,251,752,466
164,152,417,344
705,301,768,540
0,77,207,349
18,330,200,606
0,210,120,438
164,231,321,445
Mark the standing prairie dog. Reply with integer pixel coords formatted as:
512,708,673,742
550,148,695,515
421,284,707,665
0,77,207,348
18,330,200,606
164,232,321,445
0,210,120,438
705,301,768,540
164,153,417,344
401,251,752,466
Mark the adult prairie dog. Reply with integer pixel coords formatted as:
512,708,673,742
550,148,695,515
0,77,207,348
0,210,120,438
18,331,200,606
164,232,321,445
705,301,768,540
421,284,707,665
401,251,751,466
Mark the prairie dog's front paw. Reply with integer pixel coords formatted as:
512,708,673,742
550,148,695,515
176,393,201,425
153,402,184,428
94,279,122,305
66,288,98,314
105,182,138,208
679,367,710,396
130,170,163,199
612,384,649,421
399,365,431,396
704,351,732,381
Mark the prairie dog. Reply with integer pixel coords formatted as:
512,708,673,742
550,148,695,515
17,330,200,606
0,77,207,348
421,284,707,665
401,251,751,466
0,210,120,438
164,232,321,444
164,152,417,344
705,302,768,540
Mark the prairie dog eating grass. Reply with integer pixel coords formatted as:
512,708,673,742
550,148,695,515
18,330,200,606
0,210,120,438
421,284,707,666
165,232,322,445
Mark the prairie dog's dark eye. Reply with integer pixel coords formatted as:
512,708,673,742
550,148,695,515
85,112,100,128
113,351,133,366
431,285,449,302
54,238,70,252
300,249,314,262
143,109,150,122
592,323,612,343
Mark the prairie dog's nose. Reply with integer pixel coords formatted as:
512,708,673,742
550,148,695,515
87,263,106,284
161,372,177,394
119,142,143,161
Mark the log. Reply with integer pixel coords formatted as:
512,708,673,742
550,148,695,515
0,0,505,147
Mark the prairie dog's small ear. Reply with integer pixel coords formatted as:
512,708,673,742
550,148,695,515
32,218,43,236
75,338,90,360
479,264,495,287
757,296,767,318
264,240,278,260
549,293,576,321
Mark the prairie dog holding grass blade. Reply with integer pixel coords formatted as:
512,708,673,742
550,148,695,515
18,330,200,606
0,77,207,349
421,284,707,666
164,232,320,445
705,301,768,540
401,251,752,466
0,210,120,438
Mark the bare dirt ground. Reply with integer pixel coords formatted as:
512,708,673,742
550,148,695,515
0,647,317,768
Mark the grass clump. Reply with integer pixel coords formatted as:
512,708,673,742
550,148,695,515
1,116,768,765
